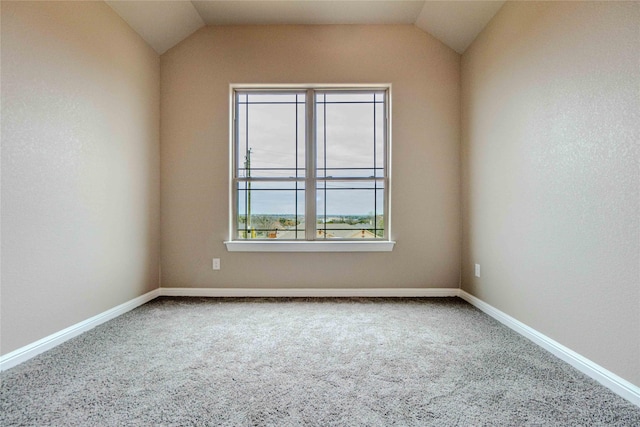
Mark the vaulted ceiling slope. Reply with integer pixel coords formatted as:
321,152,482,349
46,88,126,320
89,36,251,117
106,1,505,55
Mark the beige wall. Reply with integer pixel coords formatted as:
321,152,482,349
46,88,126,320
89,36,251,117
161,25,460,289
1,1,160,355
461,2,639,385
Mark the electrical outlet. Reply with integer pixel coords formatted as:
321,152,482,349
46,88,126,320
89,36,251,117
213,258,220,270
474,264,480,278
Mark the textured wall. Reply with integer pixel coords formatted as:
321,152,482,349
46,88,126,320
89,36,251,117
161,25,460,289
461,2,640,385
1,1,160,355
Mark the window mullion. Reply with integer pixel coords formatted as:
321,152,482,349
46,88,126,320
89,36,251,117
305,89,316,241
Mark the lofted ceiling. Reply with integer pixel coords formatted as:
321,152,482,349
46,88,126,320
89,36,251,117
106,1,505,55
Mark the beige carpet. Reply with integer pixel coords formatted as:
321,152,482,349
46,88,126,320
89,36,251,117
1,297,639,425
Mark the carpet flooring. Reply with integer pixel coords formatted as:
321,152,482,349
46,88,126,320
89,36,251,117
1,297,639,426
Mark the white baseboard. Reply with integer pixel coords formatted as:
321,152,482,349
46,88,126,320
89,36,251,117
0,289,160,372
458,290,640,407
159,287,460,298
2,286,637,408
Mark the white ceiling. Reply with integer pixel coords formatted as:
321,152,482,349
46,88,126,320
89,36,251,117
106,1,505,55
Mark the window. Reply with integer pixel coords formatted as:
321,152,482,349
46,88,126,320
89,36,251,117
226,85,394,252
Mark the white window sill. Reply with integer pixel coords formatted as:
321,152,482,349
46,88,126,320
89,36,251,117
224,240,396,252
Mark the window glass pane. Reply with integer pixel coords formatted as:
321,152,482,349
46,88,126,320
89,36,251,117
236,181,305,240
237,92,306,178
316,92,385,179
315,180,384,239
375,101,385,177
316,92,384,103
233,87,389,243
238,92,301,104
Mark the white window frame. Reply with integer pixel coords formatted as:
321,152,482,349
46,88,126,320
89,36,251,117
224,84,395,252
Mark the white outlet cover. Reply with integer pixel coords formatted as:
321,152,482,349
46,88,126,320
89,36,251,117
474,264,480,277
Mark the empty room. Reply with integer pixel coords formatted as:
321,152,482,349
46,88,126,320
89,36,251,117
1,0,639,425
